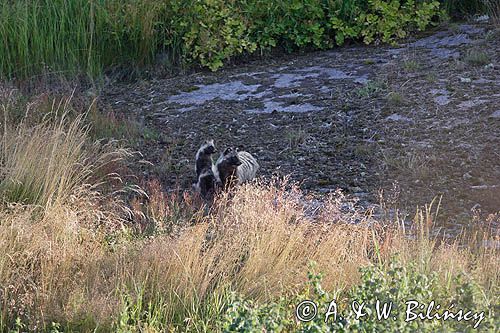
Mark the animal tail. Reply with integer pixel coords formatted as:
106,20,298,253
236,151,259,183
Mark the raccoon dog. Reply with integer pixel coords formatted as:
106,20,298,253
194,169,217,200
193,140,218,199
195,139,216,178
214,147,259,188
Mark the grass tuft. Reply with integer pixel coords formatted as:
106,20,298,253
464,49,491,66
0,96,134,209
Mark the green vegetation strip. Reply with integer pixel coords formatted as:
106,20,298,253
1,0,443,79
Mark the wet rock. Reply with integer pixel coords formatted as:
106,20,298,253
348,186,363,193
473,78,495,84
457,99,487,110
354,76,369,84
168,80,262,105
407,26,483,60
434,95,451,106
489,110,500,118
474,15,489,23
411,31,472,48
246,100,323,114
272,72,318,88
385,114,412,122
431,48,460,59
458,24,485,35
430,88,451,106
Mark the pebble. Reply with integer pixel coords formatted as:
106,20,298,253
489,110,500,119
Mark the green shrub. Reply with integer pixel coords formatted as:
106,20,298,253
219,259,497,332
220,266,336,333
331,0,441,46
173,0,257,71
441,0,486,19
0,0,442,79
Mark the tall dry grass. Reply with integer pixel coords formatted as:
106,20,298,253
0,94,138,330
0,95,135,211
0,95,497,331
2,177,498,331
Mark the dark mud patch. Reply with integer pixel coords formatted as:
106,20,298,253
102,23,500,236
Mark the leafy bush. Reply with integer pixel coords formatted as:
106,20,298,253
220,259,498,332
441,0,486,19
330,0,441,46
220,266,335,332
0,0,442,78
163,0,257,71
342,261,497,332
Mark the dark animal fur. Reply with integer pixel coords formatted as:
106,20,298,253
195,140,216,179
214,148,241,188
195,169,217,200
193,140,217,199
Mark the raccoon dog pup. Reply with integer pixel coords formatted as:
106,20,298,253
195,139,216,178
194,169,217,200
193,140,218,199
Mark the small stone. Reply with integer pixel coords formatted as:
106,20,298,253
490,110,500,119
474,15,489,22
434,95,450,106
460,77,471,83
385,114,412,122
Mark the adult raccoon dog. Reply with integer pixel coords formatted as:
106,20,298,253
214,147,259,188
195,139,216,179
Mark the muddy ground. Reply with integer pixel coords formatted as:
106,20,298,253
102,22,500,236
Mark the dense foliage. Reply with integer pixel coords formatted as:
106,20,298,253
441,0,485,19
221,260,497,332
0,0,443,78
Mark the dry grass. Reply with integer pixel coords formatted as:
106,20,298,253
1,178,498,331
0,96,136,210
0,95,498,332
0,94,140,330
380,149,437,181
